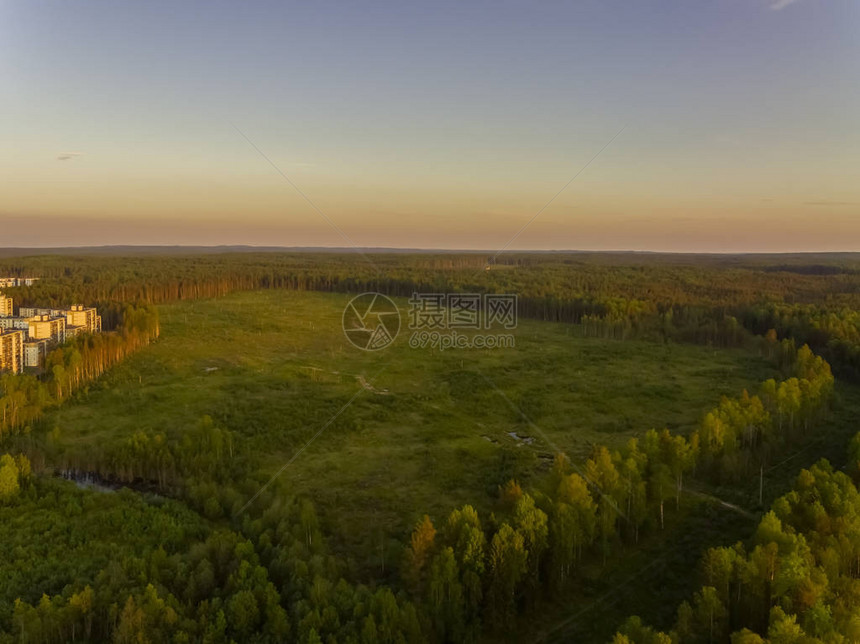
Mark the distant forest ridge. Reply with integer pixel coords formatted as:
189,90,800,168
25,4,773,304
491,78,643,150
0,246,859,266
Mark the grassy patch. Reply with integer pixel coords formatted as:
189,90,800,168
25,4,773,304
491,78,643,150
40,289,778,566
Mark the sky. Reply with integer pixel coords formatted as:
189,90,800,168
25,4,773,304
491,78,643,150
1,0,858,252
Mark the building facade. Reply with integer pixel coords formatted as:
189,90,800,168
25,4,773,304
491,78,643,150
0,277,39,288
19,305,101,334
23,339,48,369
0,330,24,374
0,290,103,373
18,307,66,319
0,317,30,331
66,305,102,333
28,315,66,344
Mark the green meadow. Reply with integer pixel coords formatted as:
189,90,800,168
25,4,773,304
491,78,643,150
42,289,777,563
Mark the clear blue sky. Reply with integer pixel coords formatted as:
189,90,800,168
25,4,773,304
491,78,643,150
2,0,857,250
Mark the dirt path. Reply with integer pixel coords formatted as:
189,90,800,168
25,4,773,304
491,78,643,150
356,374,390,395
682,488,758,520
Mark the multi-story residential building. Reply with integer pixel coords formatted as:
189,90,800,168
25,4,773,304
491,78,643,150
0,291,103,373
23,339,48,370
0,330,24,374
0,277,39,288
66,305,102,333
0,317,30,332
28,315,66,345
19,305,101,334
18,307,65,319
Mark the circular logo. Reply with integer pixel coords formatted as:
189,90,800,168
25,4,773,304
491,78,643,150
342,292,401,351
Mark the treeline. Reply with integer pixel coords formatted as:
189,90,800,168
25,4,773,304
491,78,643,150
0,453,426,644
693,343,834,481
742,304,860,381
611,432,860,643
0,304,159,437
52,415,244,501
4,252,860,360
379,345,832,641
394,446,689,641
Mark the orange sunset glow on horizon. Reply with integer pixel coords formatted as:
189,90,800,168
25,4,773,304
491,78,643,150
2,0,857,252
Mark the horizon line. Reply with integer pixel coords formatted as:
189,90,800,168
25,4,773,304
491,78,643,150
1,245,860,257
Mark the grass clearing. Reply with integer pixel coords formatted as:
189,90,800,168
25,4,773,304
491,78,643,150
42,289,778,566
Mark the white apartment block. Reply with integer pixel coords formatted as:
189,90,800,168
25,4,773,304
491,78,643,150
0,277,39,288
23,339,48,369
18,307,66,319
0,317,30,332
0,294,12,317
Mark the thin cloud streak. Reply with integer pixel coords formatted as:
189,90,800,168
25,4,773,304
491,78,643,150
770,0,802,10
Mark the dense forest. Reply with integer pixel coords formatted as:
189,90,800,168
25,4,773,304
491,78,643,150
611,433,860,643
0,338,841,643
1,251,860,642
3,251,859,377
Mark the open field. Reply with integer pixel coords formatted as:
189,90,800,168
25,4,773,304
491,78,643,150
41,289,778,565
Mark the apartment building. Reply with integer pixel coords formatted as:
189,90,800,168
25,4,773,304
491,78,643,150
0,317,30,332
0,291,103,373
0,277,39,288
18,307,66,319
28,315,66,344
0,330,24,374
66,305,102,333
19,305,101,334
23,339,48,369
